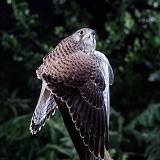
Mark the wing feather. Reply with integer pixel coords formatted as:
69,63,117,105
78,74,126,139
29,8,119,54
35,50,113,159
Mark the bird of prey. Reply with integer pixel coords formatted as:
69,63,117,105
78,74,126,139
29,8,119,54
30,28,114,159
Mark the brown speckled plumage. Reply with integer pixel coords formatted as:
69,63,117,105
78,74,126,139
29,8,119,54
30,28,114,159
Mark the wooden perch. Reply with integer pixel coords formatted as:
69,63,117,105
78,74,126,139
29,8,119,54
54,96,113,160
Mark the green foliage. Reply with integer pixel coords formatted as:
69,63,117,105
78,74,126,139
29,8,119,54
0,0,160,159
0,111,77,160
127,103,160,160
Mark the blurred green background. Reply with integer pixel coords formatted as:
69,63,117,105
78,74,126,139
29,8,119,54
0,0,160,160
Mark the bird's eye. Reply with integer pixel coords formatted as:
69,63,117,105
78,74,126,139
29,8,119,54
92,31,95,36
79,30,84,35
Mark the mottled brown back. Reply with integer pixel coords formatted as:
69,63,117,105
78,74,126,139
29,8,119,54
30,28,114,159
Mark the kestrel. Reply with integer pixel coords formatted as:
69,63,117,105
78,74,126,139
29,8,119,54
30,28,114,159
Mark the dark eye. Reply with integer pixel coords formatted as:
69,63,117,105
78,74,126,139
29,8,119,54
79,30,84,35
92,31,95,36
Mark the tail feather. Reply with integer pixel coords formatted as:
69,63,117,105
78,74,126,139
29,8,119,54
30,81,57,134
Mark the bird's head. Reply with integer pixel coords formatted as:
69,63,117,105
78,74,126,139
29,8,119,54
71,28,96,54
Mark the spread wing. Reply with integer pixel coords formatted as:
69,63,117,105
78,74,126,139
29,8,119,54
40,50,113,159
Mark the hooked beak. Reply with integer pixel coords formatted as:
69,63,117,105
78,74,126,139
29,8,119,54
82,33,92,40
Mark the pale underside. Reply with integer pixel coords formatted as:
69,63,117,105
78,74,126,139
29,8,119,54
30,38,113,159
